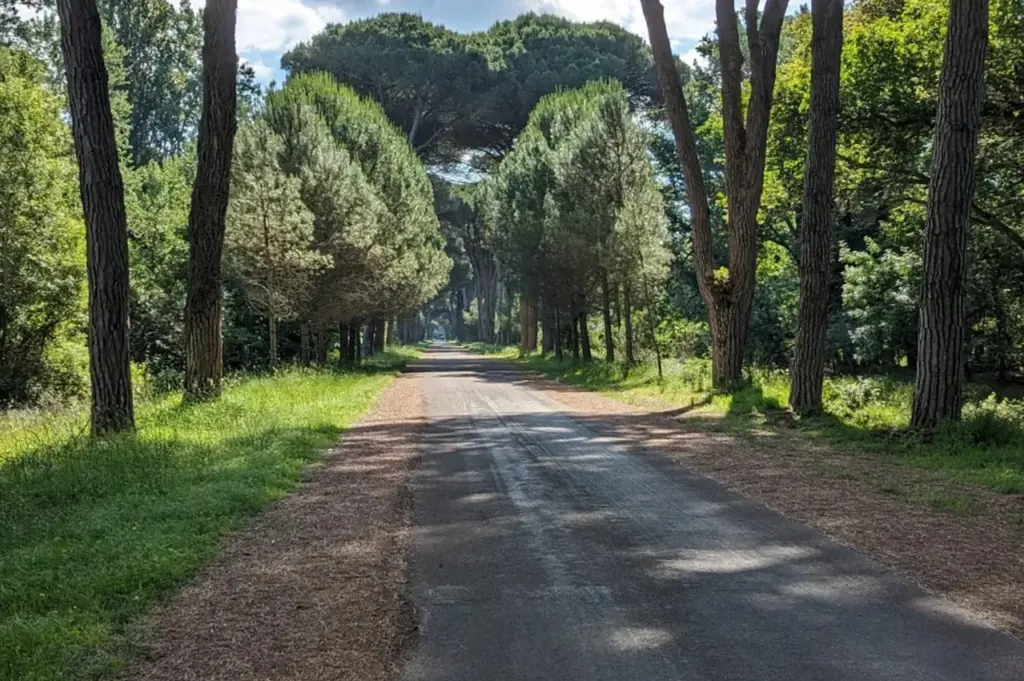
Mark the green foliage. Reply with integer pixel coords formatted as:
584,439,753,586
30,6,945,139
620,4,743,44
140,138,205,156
283,12,657,164
0,359,412,681
486,80,670,336
124,151,194,384
226,122,328,336
265,73,451,325
0,47,85,405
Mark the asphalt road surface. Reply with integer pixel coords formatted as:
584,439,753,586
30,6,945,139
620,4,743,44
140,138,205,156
399,346,1024,681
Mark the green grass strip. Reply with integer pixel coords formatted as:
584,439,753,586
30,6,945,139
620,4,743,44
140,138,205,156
0,349,416,681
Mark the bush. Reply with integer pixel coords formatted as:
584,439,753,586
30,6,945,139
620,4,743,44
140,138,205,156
953,395,1024,446
655,314,710,360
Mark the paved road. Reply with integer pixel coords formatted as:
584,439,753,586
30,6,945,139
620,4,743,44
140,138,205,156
399,347,1024,681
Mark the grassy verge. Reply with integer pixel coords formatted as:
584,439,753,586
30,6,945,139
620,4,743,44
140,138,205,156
0,348,417,681
468,346,1024,497
460,341,519,358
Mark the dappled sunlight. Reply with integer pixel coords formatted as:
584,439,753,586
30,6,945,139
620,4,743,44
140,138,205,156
654,546,819,577
608,626,674,652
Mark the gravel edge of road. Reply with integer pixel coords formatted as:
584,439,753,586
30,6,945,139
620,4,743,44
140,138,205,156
122,371,426,681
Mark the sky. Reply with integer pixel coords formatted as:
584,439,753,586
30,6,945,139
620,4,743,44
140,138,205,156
189,0,719,84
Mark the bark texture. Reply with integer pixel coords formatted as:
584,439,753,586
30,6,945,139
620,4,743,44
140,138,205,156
184,0,237,400
520,294,538,352
911,0,989,428
641,0,789,388
601,272,615,363
57,0,134,435
790,0,843,414
624,285,635,366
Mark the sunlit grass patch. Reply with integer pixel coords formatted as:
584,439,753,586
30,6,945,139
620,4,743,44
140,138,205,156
0,351,414,681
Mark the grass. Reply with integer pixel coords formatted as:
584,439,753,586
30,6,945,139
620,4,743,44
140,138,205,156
0,348,417,681
468,346,1024,497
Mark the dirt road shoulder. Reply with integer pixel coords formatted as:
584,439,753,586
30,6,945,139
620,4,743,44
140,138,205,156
125,373,425,681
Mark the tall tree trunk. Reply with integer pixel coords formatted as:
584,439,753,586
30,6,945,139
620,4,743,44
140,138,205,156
520,293,539,353
57,0,134,435
541,298,555,354
641,0,788,389
554,306,563,361
472,253,497,344
790,0,843,414
601,272,615,362
183,0,237,401
911,0,989,429
338,323,348,368
624,284,635,366
316,324,329,364
348,324,359,365
580,311,592,363
373,318,386,353
300,321,311,366
453,288,465,341
268,315,277,368
570,314,580,362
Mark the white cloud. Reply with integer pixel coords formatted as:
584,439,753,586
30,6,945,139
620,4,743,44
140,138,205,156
243,58,278,82
191,1,346,53
526,0,718,46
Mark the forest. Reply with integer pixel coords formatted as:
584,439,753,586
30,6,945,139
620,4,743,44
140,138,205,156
0,0,1021,678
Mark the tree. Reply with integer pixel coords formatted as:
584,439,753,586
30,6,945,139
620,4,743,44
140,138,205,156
641,0,790,388
261,73,450,363
98,0,203,166
790,0,843,414
183,0,236,401
0,47,84,404
282,13,488,165
283,12,658,165
486,81,669,363
56,0,134,434
911,0,989,428
226,122,327,366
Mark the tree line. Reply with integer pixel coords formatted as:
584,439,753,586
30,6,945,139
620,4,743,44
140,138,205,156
307,1,1009,432
0,0,449,434
2,0,1020,436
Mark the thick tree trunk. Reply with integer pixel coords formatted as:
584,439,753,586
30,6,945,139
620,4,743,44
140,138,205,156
570,315,580,362
553,306,563,361
472,253,497,344
520,294,538,353
601,272,615,363
300,321,311,365
580,312,592,363
184,0,237,401
57,0,134,435
183,0,237,401
911,0,989,429
642,0,788,389
624,285,635,366
337,323,348,368
315,324,329,364
541,299,555,354
348,324,360,365
453,288,465,342
790,0,843,414
373,318,386,353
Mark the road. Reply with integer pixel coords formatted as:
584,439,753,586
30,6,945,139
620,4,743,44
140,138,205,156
399,347,1024,681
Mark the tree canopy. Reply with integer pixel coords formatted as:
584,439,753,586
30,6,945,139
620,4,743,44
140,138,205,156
282,12,659,165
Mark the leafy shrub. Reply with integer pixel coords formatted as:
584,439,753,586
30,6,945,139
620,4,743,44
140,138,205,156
954,395,1024,446
655,315,710,360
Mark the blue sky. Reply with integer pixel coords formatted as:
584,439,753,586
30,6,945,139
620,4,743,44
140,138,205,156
191,1,719,84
